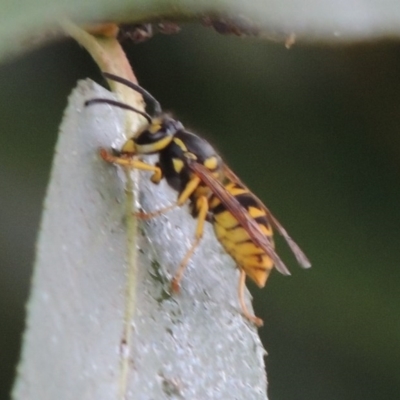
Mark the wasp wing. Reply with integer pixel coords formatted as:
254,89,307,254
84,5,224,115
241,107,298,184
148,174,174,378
188,161,291,276
222,164,311,269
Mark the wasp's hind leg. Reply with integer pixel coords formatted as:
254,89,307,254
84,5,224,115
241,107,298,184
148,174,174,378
238,269,264,327
171,195,208,292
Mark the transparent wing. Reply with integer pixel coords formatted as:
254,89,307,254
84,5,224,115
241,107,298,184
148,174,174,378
222,164,311,269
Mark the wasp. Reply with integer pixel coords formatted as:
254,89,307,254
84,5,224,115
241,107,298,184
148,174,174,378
86,73,311,327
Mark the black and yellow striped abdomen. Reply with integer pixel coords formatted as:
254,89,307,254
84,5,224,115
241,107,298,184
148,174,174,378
208,182,274,288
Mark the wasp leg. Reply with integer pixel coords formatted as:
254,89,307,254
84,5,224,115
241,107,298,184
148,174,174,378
101,149,169,218
135,204,178,220
99,148,162,182
136,175,202,220
238,269,264,327
171,195,208,292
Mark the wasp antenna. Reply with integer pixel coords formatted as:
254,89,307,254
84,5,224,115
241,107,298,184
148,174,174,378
85,98,152,124
102,72,162,116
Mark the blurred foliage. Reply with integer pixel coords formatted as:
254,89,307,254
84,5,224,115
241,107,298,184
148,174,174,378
1,25,400,399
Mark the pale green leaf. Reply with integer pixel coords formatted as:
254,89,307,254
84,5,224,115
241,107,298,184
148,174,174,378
13,80,267,400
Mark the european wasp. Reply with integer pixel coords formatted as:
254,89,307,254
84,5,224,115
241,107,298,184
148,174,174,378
86,73,311,327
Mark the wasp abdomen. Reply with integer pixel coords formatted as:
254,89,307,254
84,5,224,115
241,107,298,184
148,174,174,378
210,188,274,288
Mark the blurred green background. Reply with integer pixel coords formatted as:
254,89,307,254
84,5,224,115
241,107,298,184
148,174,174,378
1,25,400,399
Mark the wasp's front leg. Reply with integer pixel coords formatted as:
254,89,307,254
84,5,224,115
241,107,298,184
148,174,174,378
99,148,162,182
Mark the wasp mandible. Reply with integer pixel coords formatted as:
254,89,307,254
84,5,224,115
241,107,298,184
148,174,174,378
86,73,311,327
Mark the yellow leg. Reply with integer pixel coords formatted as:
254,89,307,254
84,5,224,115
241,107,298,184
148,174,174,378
171,195,208,292
99,148,162,182
238,269,264,327
176,176,201,206
136,175,202,220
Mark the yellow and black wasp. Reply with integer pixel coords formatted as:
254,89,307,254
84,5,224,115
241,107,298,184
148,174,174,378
86,72,311,327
